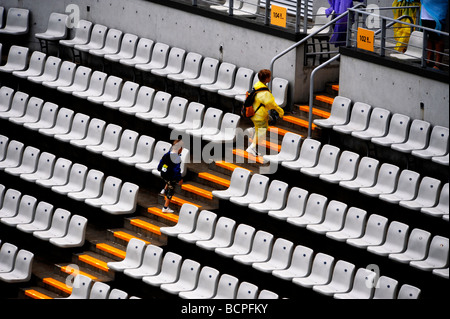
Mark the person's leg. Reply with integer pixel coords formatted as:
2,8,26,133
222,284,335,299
162,181,175,213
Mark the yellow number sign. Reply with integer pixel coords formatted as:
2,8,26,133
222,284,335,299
271,5,287,28
357,27,375,52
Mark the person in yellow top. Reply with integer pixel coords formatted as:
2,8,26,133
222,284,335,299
246,69,284,157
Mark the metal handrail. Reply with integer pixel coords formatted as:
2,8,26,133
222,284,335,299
269,2,367,91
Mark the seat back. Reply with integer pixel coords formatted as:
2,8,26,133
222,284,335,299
300,193,328,224
311,200,348,231
50,60,76,83
246,230,274,259
206,216,236,247
236,281,259,299
405,119,431,148
47,208,71,236
67,66,92,91
178,52,202,78
344,102,372,130
189,210,217,240
6,145,39,174
224,223,256,254
364,107,391,136
100,75,123,99
315,144,340,171
413,176,442,206
114,182,139,212
114,129,139,156
193,266,220,297
89,281,110,299
164,47,186,71
17,201,54,232
227,167,252,195
0,135,8,160
371,221,409,253
97,124,123,150
2,91,29,117
427,125,449,153
4,8,30,33
297,138,322,166
327,96,352,124
192,106,223,135
178,102,206,130
0,188,21,217
110,81,139,107
423,235,449,267
138,244,163,275
404,31,424,58
10,249,34,281
93,176,122,205
172,259,201,289
147,91,171,117
163,96,189,123
267,238,294,267
108,289,128,299
197,57,220,82
401,228,432,260
14,96,44,123
158,252,183,282
271,77,289,108
77,169,105,197
346,268,376,298
0,242,18,272
101,28,123,52
278,132,302,160
42,12,68,38
392,169,421,200
351,157,380,185
330,150,360,179
64,214,88,245
69,274,93,299
232,67,254,92
213,274,239,299
308,252,334,282
214,62,237,87
325,260,356,291
364,163,400,193
148,42,170,66
35,56,62,80
122,238,147,267
242,173,270,203
115,33,139,58
0,86,15,111
1,140,24,168
66,19,92,44
84,70,108,95
339,207,368,236
358,213,389,244
61,112,89,139
19,51,47,76
382,113,411,142
75,117,106,146
373,276,399,299
22,151,56,180
397,284,421,299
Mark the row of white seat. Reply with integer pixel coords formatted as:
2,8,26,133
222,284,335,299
27,13,289,106
0,7,29,36
259,135,449,220
159,203,425,298
0,185,87,248
0,136,139,216
0,45,244,142
107,238,279,299
0,240,34,283
314,96,449,166
54,273,141,299
173,185,450,278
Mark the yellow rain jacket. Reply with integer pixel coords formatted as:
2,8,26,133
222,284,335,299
251,81,284,129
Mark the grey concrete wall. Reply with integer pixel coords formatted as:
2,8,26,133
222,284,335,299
339,55,449,127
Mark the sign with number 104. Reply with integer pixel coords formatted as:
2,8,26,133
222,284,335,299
271,5,287,28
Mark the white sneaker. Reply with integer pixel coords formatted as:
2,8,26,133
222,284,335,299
160,188,165,195
162,207,174,213
246,145,259,157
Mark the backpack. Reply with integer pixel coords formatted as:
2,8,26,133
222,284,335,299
157,151,176,181
241,87,269,118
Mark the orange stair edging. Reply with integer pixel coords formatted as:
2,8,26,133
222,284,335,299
113,231,151,244
215,161,252,173
282,115,317,130
181,184,213,200
78,254,109,272
315,95,335,105
249,137,281,152
147,207,179,223
60,265,98,280
43,277,73,295
233,149,265,164
170,196,202,208
95,243,126,259
198,172,231,188
298,105,331,119
130,219,162,236
25,289,53,299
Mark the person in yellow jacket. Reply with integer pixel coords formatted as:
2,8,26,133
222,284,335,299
246,69,284,157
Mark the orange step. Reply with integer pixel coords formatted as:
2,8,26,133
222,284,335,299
113,231,151,244
298,105,330,119
282,116,316,130
268,126,291,137
315,95,335,105
215,161,252,173
198,172,230,188
332,84,339,92
130,219,161,236
60,265,98,280
25,289,53,299
233,148,265,164
249,137,281,152
96,243,126,259
43,277,72,295
170,196,202,208
78,254,109,272
182,184,213,200
148,207,179,223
